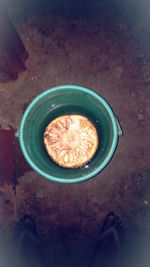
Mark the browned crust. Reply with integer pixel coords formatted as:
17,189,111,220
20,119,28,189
44,114,99,168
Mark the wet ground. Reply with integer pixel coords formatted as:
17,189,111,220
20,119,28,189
0,1,150,266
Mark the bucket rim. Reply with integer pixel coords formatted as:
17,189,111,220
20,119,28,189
19,85,118,183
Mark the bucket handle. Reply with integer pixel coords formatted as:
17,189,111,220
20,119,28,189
116,118,123,136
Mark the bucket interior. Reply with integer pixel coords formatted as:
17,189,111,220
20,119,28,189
20,88,117,181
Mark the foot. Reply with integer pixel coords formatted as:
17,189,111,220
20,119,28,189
90,212,125,267
14,214,38,243
99,212,125,248
14,214,46,267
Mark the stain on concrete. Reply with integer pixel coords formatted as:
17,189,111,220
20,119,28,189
0,125,31,189
0,126,15,187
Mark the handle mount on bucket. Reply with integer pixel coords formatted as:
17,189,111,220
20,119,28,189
15,129,19,138
116,118,123,136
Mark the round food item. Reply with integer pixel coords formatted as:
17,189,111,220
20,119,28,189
44,114,99,168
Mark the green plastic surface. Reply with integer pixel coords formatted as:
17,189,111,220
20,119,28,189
19,85,120,183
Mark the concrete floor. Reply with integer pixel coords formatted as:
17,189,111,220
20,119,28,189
0,1,150,266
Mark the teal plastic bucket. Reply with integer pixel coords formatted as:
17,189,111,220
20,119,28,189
19,85,122,183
